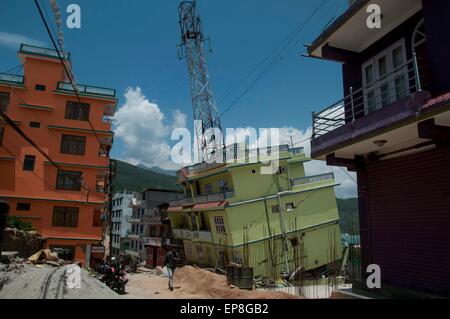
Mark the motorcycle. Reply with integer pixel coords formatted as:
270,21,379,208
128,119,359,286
97,258,128,295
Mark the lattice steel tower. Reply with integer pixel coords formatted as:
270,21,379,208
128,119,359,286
178,0,223,162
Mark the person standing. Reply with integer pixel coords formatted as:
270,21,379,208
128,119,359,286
0,201,10,259
163,249,179,291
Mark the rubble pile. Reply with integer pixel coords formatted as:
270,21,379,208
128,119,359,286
0,262,121,299
1,228,45,258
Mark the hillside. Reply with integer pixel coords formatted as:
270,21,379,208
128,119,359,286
113,160,181,193
337,198,359,235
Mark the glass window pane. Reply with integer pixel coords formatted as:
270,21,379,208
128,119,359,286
381,83,390,106
367,91,376,113
395,75,407,100
365,64,374,84
392,46,404,69
378,56,388,77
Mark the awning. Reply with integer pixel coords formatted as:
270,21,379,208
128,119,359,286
192,201,228,212
167,206,184,213
41,229,102,241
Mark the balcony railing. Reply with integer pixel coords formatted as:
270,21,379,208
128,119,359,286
186,144,299,174
312,56,422,138
191,230,213,243
20,44,70,60
57,82,116,98
0,73,24,85
293,173,334,186
169,190,234,207
172,228,192,240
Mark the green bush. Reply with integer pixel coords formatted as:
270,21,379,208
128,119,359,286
6,216,34,232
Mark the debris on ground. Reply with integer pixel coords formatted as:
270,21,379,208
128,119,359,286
125,266,303,299
0,262,120,299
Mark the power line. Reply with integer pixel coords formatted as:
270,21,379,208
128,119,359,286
34,0,104,149
218,0,329,119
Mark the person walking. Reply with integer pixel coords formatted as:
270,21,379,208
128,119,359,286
163,248,179,291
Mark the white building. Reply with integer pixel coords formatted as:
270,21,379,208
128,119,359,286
111,190,134,256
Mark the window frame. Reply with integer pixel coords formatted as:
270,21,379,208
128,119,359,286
214,216,226,233
65,101,91,121
0,92,10,112
361,38,409,115
52,206,79,228
16,203,31,211
23,155,36,171
60,134,87,155
56,170,83,191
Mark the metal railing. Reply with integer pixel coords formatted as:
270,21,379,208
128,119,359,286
186,144,300,173
0,73,24,84
293,172,334,186
312,55,423,138
20,44,70,60
172,228,192,240
57,82,116,97
169,190,234,207
191,230,213,242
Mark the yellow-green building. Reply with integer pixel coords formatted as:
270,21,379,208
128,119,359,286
168,145,342,279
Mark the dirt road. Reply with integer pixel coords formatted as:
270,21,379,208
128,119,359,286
124,266,303,299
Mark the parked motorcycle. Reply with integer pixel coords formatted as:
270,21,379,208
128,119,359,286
97,257,128,294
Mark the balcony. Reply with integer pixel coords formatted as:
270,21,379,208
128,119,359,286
293,173,335,187
172,228,192,240
127,217,141,223
0,73,24,86
191,230,213,243
56,82,116,98
311,57,432,158
169,191,234,207
20,44,70,60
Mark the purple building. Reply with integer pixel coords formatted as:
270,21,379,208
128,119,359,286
307,0,450,297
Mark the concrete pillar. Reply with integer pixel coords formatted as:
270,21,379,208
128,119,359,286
85,244,92,269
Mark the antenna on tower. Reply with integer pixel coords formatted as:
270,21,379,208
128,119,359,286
178,0,223,163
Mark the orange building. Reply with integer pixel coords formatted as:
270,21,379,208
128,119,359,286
0,44,117,267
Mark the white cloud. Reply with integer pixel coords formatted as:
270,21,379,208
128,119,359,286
0,32,46,49
113,87,187,170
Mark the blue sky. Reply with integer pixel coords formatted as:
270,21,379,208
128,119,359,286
0,0,356,197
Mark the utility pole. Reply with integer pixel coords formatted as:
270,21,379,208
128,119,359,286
178,0,223,162
107,158,116,257
277,191,291,276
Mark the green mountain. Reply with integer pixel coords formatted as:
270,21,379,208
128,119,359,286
113,160,181,193
337,198,359,235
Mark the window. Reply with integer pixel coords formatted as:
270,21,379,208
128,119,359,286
0,126,4,147
60,134,86,155
65,101,90,121
286,203,294,211
196,246,204,259
29,121,41,128
0,92,10,112
52,206,79,227
35,84,46,91
204,183,213,194
16,203,31,211
23,155,36,171
185,246,193,258
50,245,75,260
362,39,409,115
214,216,226,233
93,210,102,227
271,205,280,214
56,170,82,191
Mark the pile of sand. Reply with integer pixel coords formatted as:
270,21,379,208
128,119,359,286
173,266,302,299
